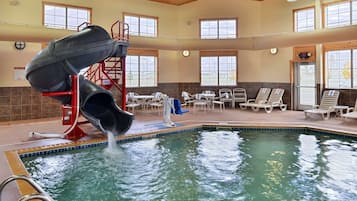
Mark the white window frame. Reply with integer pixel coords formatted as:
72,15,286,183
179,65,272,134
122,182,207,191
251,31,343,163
325,49,357,89
294,7,315,32
324,0,357,28
126,55,158,87
200,18,237,39
43,2,91,30
124,13,158,37
200,54,237,86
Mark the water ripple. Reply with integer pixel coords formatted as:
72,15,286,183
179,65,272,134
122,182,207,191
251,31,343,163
22,130,357,201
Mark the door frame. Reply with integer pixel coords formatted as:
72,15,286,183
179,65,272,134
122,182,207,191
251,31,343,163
290,61,317,111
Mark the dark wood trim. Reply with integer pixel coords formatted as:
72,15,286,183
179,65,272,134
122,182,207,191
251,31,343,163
127,49,159,56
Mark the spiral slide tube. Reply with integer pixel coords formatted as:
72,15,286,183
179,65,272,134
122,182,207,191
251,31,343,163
26,25,133,136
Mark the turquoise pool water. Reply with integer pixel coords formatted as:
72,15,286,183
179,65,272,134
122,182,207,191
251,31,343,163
22,129,357,201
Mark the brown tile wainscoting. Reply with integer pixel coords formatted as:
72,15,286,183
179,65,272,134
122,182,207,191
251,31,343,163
327,88,357,107
0,87,61,122
3,84,356,122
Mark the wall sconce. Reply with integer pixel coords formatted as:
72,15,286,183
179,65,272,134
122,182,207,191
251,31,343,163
182,50,190,57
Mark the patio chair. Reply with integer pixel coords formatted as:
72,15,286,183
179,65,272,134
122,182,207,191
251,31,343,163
181,91,195,107
126,93,140,113
304,90,340,120
248,88,287,113
341,99,357,119
233,88,247,108
193,93,209,111
219,88,234,108
149,92,164,114
240,88,271,110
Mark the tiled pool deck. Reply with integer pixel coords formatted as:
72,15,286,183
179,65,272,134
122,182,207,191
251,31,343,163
1,108,357,200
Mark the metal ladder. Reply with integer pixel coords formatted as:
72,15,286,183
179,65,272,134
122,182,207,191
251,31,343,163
0,175,54,201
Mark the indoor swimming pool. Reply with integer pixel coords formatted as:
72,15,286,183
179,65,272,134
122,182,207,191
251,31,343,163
21,128,357,201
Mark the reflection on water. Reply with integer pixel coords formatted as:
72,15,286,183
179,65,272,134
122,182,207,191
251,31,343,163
319,139,357,200
194,131,243,200
23,130,357,201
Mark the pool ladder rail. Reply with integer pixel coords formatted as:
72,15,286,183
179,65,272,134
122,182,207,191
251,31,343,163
0,175,54,201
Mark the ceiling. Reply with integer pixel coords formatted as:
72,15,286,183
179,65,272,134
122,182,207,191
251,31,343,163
148,0,197,6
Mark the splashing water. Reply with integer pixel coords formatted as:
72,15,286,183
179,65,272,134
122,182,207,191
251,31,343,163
104,131,124,157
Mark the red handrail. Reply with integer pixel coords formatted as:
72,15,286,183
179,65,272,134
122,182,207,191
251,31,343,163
77,22,91,32
111,20,129,41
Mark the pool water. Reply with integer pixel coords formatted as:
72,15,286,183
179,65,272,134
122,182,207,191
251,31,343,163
22,129,357,201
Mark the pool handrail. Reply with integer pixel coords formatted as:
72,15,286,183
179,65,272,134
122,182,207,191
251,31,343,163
0,175,54,201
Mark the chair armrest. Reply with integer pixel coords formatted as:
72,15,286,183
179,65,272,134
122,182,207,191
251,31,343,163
247,99,256,103
257,100,267,104
328,106,335,111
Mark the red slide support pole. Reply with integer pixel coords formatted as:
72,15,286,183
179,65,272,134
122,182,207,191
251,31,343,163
121,56,126,110
64,75,86,140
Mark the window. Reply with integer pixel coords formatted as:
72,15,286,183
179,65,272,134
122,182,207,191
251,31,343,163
124,13,157,37
43,3,91,30
200,19,237,39
126,51,158,87
326,50,351,88
294,7,315,32
324,45,357,89
324,0,357,28
200,51,237,86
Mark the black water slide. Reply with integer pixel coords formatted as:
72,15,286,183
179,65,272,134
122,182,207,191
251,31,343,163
26,25,133,135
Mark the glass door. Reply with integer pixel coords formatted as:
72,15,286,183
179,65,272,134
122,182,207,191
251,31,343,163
295,63,316,110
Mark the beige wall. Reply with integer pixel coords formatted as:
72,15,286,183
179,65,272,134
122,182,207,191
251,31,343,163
178,50,200,82
0,0,348,87
158,50,180,83
176,0,295,83
0,41,41,87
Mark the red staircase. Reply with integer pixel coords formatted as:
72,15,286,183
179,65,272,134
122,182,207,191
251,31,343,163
83,21,129,110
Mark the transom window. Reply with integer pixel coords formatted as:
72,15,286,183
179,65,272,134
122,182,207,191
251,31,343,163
294,7,315,32
325,48,357,89
43,3,91,30
126,51,158,87
124,13,157,37
200,51,237,86
200,19,237,39
324,0,357,28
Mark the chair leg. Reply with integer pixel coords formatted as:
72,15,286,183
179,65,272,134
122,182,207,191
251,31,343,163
264,106,272,113
280,104,287,111
252,106,259,112
322,112,330,120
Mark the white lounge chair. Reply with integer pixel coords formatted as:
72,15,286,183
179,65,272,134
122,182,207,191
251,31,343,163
341,99,357,119
240,88,271,110
304,90,340,120
248,88,287,113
